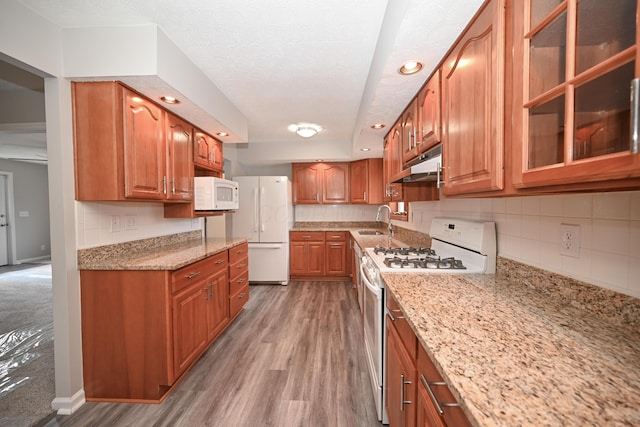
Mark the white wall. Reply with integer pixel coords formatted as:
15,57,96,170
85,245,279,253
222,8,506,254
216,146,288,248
397,190,640,298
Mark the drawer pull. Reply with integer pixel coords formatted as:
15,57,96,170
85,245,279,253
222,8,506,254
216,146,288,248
330,244,342,247
389,308,405,321
400,373,412,411
239,292,247,298
215,259,225,264
238,278,246,283
237,263,247,269
186,271,201,279
420,374,459,416
302,235,312,239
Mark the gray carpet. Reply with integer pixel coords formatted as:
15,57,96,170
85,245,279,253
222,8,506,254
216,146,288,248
0,261,55,427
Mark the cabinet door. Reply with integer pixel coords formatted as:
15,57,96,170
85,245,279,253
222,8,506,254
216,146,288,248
325,241,347,275
307,241,326,275
401,99,419,165
386,317,417,427
322,163,349,204
289,241,308,275
123,88,166,199
350,159,368,203
417,69,442,154
292,163,322,204
206,268,229,341
193,130,222,172
166,114,193,201
513,0,640,189
173,283,208,377
442,0,505,195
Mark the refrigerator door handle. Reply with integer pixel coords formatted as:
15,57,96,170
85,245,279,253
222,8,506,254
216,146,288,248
260,186,266,232
253,187,259,233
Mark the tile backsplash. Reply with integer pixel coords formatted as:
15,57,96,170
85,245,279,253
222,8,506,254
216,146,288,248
76,201,202,249
406,191,640,298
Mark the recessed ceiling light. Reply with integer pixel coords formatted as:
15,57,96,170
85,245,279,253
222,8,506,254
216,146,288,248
288,122,323,138
217,132,229,137
160,95,180,104
361,148,371,152
371,123,385,129
316,159,323,162
399,61,423,75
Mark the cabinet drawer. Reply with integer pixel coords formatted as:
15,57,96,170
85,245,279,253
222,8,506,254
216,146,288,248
229,256,249,279
418,344,471,427
386,292,417,360
230,284,249,318
290,231,325,241
172,252,228,294
325,231,347,241
229,242,249,264
229,270,249,295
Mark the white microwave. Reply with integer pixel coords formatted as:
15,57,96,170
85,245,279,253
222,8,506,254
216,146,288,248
194,177,239,211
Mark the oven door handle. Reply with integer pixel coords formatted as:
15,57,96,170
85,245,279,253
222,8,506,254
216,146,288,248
360,263,382,297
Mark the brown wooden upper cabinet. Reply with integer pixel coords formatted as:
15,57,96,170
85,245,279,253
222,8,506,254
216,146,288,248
72,81,193,203
292,162,349,204
441,0,506,196
512,0,640,189
417,68,442,155
383,120,404,201
350,158,384,204
193,130,223,173
401,99,419,165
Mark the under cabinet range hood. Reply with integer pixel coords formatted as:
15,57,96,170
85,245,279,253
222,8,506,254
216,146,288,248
393,144,442,183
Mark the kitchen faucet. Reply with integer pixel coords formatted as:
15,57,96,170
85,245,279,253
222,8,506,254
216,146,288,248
376,204,394,245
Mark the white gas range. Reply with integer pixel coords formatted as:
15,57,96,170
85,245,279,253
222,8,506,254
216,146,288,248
359,218,496,424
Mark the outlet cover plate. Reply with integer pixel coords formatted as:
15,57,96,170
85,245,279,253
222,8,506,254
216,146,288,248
559,223,580,257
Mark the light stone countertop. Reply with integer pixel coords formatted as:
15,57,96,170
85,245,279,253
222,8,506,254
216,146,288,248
382,261,640,427
78,231,248,271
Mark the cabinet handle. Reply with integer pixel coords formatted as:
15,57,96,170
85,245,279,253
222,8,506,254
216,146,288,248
363,191,367,201
400,373,412,411
631,78,639,154
163,176,167,194
330,244,342,248
437,161,442,189
302,235,312,239
171,179,175,194
420,374,459,416
238,278,246,283
210,283,215,300
239,292,247,299
237,263,247,269
316,193,319,202
186,271,201,279
389,308,405,321
215,259,225,264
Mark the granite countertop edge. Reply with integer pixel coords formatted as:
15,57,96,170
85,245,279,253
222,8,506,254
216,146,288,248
78,232,249,271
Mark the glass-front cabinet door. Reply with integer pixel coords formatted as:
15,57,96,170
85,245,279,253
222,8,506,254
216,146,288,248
514,0,640,189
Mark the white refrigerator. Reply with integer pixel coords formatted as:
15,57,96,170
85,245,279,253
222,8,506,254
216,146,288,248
231,176,293,285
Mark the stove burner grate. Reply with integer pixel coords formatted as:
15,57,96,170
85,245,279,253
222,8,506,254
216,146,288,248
382,255,467,270
374,246,436,257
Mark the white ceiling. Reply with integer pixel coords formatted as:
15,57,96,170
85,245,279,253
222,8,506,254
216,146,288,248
3,0,484,164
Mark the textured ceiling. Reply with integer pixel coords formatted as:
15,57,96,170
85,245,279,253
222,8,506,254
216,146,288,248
3,0,484,163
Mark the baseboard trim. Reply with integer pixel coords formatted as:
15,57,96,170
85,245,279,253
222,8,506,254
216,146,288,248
16,255,52,264
52,389,85,415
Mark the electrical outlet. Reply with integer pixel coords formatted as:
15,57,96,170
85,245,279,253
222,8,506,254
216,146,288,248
559,224,580,257
111,215,121,232
125,214,137,230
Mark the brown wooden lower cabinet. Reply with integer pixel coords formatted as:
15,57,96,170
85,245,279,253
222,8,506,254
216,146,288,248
387,293,471,427
80,244,248,402
290,231,350,281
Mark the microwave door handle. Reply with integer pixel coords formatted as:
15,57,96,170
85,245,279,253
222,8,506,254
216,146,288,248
253,188,259,233
260,186,266,232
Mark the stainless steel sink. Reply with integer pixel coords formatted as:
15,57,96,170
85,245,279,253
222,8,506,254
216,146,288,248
358,230,384,236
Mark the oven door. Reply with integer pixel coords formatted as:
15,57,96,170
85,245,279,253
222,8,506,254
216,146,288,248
360,262,384,422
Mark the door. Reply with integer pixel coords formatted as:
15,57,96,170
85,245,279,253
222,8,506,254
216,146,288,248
0,175,7,266
258,176,290,243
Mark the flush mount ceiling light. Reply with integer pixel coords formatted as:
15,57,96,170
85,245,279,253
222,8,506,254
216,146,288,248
361,148,371,152
160,95,180,104
399,60,423,75
288,122,323,138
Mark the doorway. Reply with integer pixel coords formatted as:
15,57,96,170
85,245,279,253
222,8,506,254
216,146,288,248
0,172,17,266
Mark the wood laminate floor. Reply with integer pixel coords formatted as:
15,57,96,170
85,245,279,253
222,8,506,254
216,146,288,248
41,281,383,427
